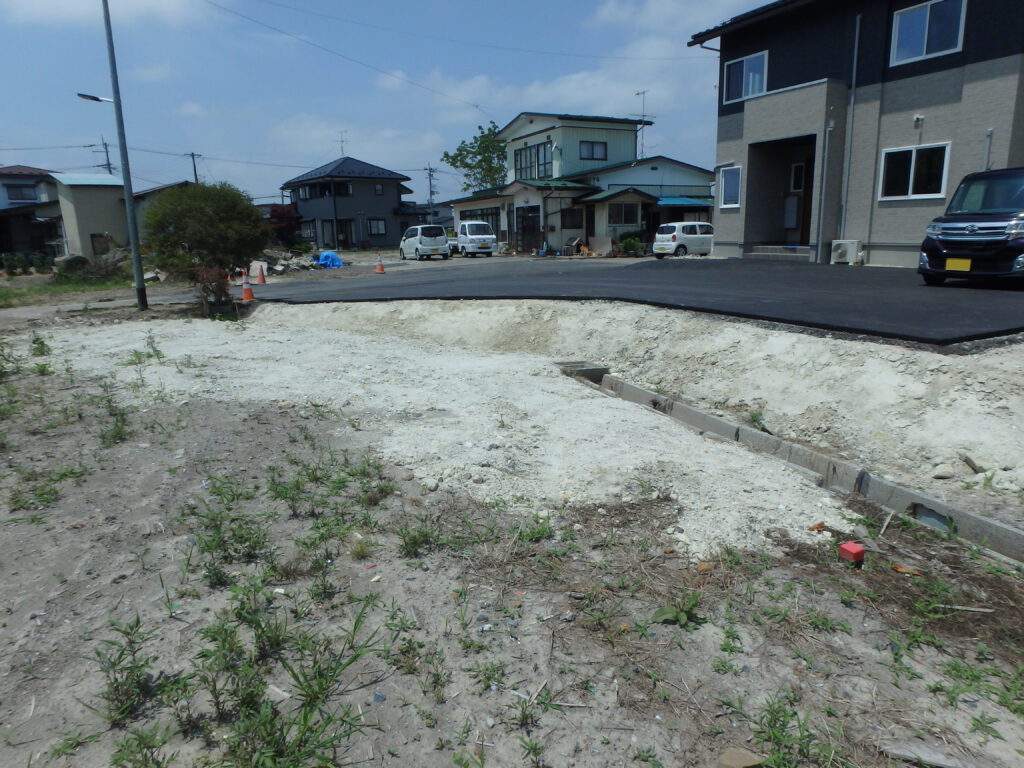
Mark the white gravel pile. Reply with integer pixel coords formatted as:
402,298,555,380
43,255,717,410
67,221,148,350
41,305,855,560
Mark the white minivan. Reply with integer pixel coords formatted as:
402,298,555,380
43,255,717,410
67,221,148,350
457,221,497,257
652,222,714,257
399,225,449,260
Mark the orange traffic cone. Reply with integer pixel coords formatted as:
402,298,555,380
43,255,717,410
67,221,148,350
241,270,255,302
375,253,385,274
256,265,267,284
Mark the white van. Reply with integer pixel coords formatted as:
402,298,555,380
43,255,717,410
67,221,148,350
399,225,449,260
652,222,714,257
457,221,497,257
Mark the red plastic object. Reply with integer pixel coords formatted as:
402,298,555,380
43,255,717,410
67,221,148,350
838,542,866,563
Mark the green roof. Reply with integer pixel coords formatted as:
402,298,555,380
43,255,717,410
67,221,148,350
576,187,659,203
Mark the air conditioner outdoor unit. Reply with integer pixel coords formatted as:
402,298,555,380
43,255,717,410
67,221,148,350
831,239,863,265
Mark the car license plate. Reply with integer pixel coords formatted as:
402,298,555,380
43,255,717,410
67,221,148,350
946,258,971,271
430,249,439,253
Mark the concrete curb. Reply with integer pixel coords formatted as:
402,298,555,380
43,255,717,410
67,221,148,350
557,363,1024,564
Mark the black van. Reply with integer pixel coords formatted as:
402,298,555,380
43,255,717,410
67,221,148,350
918,167,1024,285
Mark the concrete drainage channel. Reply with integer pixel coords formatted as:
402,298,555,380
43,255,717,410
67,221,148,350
557,361,1024,566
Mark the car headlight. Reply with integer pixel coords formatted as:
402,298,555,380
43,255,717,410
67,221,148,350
919,251,929,267
926,221,943,238
1014,254,1024,270
1006,218,1024,238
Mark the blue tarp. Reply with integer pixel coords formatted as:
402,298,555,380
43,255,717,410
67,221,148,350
317,251,344,268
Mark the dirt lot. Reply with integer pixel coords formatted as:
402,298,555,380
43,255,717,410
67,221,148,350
1,267,1023,768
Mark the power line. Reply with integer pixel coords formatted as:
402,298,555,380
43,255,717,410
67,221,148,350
0,144,97,151
252,0,707,62
200,0,494,118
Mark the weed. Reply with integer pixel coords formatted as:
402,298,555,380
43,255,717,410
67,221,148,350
91,615,157,726
712,657,740,676
29,333,51,357
397,516,440,557
651,590,704,628
633,746,662,767
32,361,52,376
520,736,545,767
453,750,486,767
518,513,554,543
806,609,851,635
350,536,373,560
749,409,772,434
968,713,1003,741
48,728,101,760
469,660,506,693
110,722,177,768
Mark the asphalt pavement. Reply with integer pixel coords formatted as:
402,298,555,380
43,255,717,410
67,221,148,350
250,257,1024,345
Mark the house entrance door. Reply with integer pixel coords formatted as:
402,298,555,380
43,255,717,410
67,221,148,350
585,204,595,240
516,205,541,252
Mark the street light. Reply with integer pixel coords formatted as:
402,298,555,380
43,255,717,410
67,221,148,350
77,0,147,310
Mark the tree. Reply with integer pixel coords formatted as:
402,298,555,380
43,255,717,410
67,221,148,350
142,182,269,310
441,121,507,192
267,203,301,247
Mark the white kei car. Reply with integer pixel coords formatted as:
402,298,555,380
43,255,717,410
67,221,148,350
652,222,714,258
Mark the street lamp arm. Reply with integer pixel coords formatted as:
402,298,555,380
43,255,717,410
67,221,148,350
77,92,114,103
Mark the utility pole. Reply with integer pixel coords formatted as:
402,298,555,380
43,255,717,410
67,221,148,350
186,152,201,183
93,136,114,174
424,165,437,222
101,0,147,310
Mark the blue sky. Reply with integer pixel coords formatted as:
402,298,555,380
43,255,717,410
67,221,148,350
0,0,763,205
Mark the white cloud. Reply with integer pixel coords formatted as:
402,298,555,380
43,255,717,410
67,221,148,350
0,0,196,25
588,0,766,35
131,63,174,83
178,102,208,118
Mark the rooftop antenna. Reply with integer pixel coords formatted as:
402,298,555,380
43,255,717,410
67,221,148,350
629,89,655,158
338,129,348,156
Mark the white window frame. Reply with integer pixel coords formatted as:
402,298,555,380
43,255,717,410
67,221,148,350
890,0,966,67
722,51,768,104
719,166,742,208
367,218,386,236
877,141,951,201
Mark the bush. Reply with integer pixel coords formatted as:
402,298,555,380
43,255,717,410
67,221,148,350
2,252,31,277
31,252,54,274
142,182,270,309
619,236,643,254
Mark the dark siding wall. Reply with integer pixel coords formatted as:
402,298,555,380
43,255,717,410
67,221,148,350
291,179,406,247
718,0,1024,116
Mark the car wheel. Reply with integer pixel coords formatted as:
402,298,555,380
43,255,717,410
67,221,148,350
416,250,422,261
461,248,469,258
442,252,449,260
400,247,406,260
922,274,946,286
674,245,687,257
655,253,665,260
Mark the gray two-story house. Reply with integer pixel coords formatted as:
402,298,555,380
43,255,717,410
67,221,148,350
690,0,1024,267
281,157,413,250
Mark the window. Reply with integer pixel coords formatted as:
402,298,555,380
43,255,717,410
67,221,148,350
298,186,311,200
879,143,949,199
5,185,37,202
374,184,384,195
720,166,742,208
513,141,552,180
723,51,767,103
367,218,386,235
579,141,607,161
460,206,501,234
607,202,638,226
698,224,714,235
561,207,584,229
891,0,965,66
299,221,315,240
790,163,805,192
